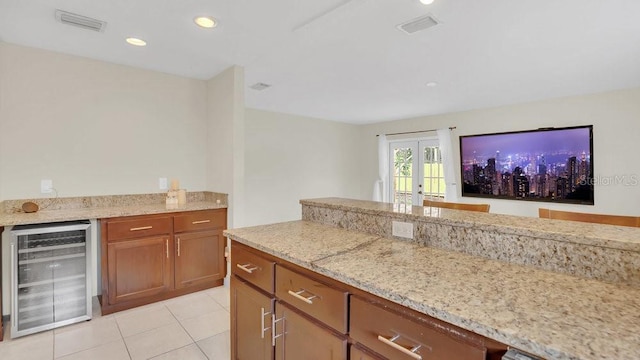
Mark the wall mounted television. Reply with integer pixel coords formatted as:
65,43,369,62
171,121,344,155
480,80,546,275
460,125,594,205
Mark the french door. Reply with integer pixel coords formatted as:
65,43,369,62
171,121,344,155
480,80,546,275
389,139,445,208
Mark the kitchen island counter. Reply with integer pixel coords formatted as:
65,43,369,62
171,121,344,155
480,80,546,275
226,220,640,360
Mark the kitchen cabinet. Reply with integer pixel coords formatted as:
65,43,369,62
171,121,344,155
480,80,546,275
230,240,508,360
230,242,276,360
350,344,385,360
274,301,347,360
351,295,486,360
107,235,172,304
100,209,226,314
231,276,274,360
174,210,226,289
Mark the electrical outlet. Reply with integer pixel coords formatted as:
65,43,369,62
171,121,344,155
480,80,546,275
41,179,53,194
392,221,414,239
159,177,168,190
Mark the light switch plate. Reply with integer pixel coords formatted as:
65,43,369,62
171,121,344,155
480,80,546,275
41,179,53,194
392,221,414,239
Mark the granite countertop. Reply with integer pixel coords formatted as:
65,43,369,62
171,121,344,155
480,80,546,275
225,220,640,360
301,198,640,252
0,192,227,226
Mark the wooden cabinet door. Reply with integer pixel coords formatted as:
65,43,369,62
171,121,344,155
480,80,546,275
175,230,225,289
107,236,172,304
274,302,347,360
231,276,274,360
350,345,385,360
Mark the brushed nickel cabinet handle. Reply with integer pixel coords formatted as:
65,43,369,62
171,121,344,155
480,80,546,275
272,314,284,346
165,239,169,259
260,307,271,339
130,226,153,231
287,289,318,305
191,220,211,225
377,334,423,360
177,237,181,256
236,263,258,273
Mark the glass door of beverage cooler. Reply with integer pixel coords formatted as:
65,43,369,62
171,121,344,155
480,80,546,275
11,221,91,338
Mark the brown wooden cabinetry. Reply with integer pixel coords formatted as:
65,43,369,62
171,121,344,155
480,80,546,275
174,209,227,289
230,242,276,360
274,302,347,360
230,240,509,360
350,344,385,360
351,295,486,360
231,276,274,360
107,235,172,304
101,209,226,314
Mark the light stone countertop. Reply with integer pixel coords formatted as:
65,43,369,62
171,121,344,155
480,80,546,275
225,220,640,360
301,198,640,252
0,201,226,227
0,191,228,226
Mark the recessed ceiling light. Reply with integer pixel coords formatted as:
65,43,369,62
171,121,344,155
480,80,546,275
420,0,435,4
126,37,147,46
194,16,217,29
426,81,438,87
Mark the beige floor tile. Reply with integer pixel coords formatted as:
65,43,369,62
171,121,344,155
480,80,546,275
55,339,130,360
0,330,54,360
150,343,207,360
115,305,177,337
54,317,122,358
204,286,230,308
165,292,225,320
196,331,229,360
180,309,230,341
124,323,192,360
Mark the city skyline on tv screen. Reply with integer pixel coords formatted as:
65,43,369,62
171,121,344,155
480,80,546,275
460,126,594,204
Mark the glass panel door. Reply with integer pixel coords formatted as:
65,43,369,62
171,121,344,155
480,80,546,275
389,139,446,209
419,139,445,201
389,141,417,210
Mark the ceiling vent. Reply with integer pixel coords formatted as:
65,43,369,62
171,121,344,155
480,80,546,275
397,13,440,34
250,82,272,91
55,10,107,32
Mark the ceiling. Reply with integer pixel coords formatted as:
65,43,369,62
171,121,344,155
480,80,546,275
1,0,639,124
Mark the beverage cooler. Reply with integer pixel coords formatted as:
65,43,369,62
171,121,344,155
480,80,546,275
10,221,92,338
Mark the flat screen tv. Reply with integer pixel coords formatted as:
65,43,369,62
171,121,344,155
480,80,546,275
460,125,594,204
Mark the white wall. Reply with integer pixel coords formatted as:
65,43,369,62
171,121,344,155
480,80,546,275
243,108,362,226
206,65,245,228
359,88,640,217
0,42,208,200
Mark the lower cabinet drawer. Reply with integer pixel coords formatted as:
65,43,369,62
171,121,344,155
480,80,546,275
350,296,487,360
275,265,348,333
174,209,226,233
231,243,275,294
275,302,347,360
106,216,172,241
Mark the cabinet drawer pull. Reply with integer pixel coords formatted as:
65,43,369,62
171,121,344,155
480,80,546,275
287,289,318,305
272,314,285,346
377,334,423,360
260,307,271,339
191,220,211,225
130,226,153,231
236,263,258,274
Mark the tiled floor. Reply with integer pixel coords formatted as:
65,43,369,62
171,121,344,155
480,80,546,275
0,286,230,360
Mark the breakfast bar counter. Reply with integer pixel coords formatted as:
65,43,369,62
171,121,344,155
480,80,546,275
225,220,640,360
